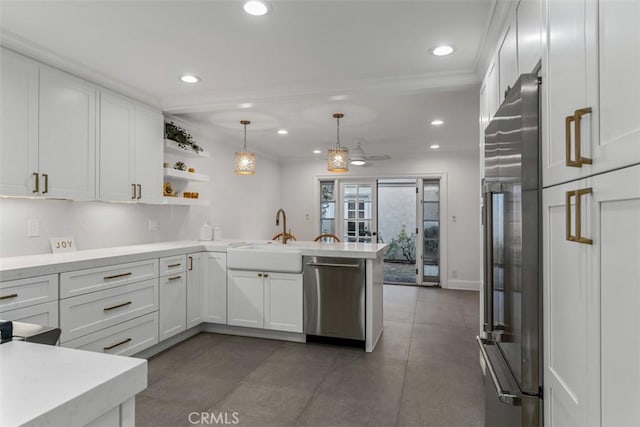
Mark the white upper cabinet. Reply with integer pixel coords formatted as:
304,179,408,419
543,0,639,187
498,12,518,100
99,91,136,201
134,105,163,203
39,65,97,199
0,48,39,197
517,0,543,74
99,91,162,203
596,0,640,174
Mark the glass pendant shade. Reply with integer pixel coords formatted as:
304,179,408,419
327,112,349,173
235,120,256,175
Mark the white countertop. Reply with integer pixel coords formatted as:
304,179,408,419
0,239,387,281
0,341,147,427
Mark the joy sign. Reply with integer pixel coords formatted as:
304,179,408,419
50,237,77,253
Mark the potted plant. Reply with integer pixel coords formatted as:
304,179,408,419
165,122,204,154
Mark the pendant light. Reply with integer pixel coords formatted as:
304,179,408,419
328,113,348,173
235,120,256,175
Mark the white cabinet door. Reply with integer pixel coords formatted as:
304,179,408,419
591,165,640,427
0,48,39,196
596,0,640,174
485,58,500,119
39,65,96,199
264,272,302,333
134,105,163,203
542,0,598,187
204,252,227,324
0,301,59,328
159,273,186,340
227,270,263,329
498,14,518,100
186,253,203,329
98,91,135,202
517,0,543,74
543,180,594,427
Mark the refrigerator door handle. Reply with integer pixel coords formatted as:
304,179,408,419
477,336,522,406
483,190,494,335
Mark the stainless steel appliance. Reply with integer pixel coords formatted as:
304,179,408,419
303,256,365,342
478,73,543,427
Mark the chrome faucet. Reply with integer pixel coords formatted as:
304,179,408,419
275,209,288,244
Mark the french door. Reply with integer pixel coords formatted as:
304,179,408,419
339,180,377,243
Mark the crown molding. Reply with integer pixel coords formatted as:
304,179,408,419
473,0,514,79
1,30,161,108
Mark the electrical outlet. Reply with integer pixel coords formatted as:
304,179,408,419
27,219,40,237
148,219,158,232
451,269,458,279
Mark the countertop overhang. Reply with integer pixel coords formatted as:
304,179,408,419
0,240,388,281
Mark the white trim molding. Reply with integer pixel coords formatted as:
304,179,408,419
446,279,481,291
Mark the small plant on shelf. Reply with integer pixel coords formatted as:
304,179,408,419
165,122,204,154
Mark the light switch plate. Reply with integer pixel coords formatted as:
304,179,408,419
27,219,40,237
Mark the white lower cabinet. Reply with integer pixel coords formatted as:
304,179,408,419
543,164,640,427
0,300,59,328
203,252,227,324
186,252,204,329
264,272,303,333
227,270,264,329
228,269,302,332
64,312,158,357
159,272,186,340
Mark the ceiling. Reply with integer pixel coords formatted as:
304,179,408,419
0,0,496,160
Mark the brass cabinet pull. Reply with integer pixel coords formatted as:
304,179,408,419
103,272,132,280
574,108,593,166
565,115,580,167
103,337,132,351
258,273,263,277
188,256,193,271
168,263,181,268
566,188,593,245
131,184,137,200
103,301,132,311
42,173,49,194
168,275,182,281
137,184,142,200
33,172,39,193
0,293,18,301
264,273,269,278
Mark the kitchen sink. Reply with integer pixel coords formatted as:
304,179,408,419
227,243,302,273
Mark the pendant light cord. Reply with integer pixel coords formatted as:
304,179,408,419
336,115,341,148
243,123,247,151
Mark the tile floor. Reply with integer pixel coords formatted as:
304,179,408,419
136,286,484,427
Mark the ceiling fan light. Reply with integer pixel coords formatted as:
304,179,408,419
350,158,367,166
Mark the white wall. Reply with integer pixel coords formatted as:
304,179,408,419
0,119,282,257
280,152,481,290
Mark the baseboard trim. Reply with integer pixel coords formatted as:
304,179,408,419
202,323,306,343
445,279,481,291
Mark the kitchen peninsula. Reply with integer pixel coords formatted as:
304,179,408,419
0,240,387,355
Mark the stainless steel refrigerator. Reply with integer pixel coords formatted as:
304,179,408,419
477,73,543,427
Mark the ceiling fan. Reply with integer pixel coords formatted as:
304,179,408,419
349,140,391,166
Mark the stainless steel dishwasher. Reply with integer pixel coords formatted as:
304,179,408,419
303,256,365,342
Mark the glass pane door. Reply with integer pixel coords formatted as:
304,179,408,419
422,180,440,283
340,181,376,243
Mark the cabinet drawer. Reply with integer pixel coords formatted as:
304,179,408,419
63,312,159,357
0,274,58,312
60,278,158,342
159,255,187,276
60,259,158,298
0,301,59,328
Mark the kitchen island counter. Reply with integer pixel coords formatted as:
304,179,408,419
0,340,146,427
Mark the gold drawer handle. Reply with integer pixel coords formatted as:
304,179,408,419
131,183,136,200
574,108,593,166
0,293,18,301
168,263,181,268
33,172,39,193
103,301,132,311
103,338,132,351
42,173,49,194
168,275,182,281
565,115,580,167
566,188,593,245
103,272,132,280
565,108,593,168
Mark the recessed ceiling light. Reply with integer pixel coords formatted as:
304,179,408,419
431,119,444,126
243,0,271,16
180,74,201,83
431,45,454,56
238,102,254,109
329,94,348,102
313,149,322,154
430,144,440,150
277,129,288,135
